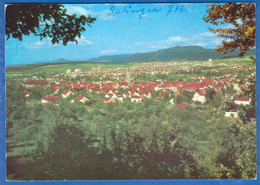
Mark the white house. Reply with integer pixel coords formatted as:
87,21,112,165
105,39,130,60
103,97,115,103
41,96,59,103
61,90,73,98
71,96,89,103
75,69,81,73
105,93,111,98
51,88,59,94
234,97,251,105
169,98,175,105
233,83,241,93
129,90,139,97
225,109,238,118
131,95,142,103
112,92,124,102
107,89,117,96
118,82,129,89
123,92,131,98
22,91,30,97
192,91,206,104
138,91,152,99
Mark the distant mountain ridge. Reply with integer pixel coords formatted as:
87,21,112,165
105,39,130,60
88,46,256,63
20,46,256,67
34,57,87,64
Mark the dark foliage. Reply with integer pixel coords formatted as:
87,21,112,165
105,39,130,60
6,4,96,45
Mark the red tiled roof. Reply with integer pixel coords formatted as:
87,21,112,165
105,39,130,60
124,92,130,96
139,91,149,96
118,82,129,86
143,85,155,90
73,85,86,90
197,91,204,96
103,97,111,101
213,83,224,90
201,79,213,86
22,91,30,95
52,84,62,87
177,86,185,91
234,97,250,101
51,88,58,93
74,96,84,101
106,82,114,85
129,90,136,95
24,80,49,85
174,103,187,109
157,92,164,98
226,109,237,112
200,88,207,94
132,95,141,99
82,81,92,85
41,96,59,101
62,90,70,95
115,92,123,97
130,85,143,91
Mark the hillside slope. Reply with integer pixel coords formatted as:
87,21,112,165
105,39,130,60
88,46,256,63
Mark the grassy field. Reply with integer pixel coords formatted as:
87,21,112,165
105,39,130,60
5,56,255,79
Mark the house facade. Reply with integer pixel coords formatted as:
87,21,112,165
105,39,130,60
192,91,206,104
61,90,73,98
234,97,251,105
225,109,238,118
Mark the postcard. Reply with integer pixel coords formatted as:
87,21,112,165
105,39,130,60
1,1,258,184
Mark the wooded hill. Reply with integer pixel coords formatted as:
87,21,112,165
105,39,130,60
88,46,256,63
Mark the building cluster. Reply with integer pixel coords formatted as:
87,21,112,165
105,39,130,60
61,62,255,83
22,76,252,117
20,61,255,121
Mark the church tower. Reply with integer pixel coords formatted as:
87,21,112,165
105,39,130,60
126,68,131,83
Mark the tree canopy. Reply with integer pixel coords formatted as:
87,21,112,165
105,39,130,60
203,3,255,56
5,4,96,45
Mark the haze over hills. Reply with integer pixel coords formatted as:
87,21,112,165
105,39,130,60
88,46,256,63
33,57,89,65
8,46,255,67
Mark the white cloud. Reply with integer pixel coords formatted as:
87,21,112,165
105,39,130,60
25,36,93,49
64,5,115,21
65,5,90,15
179,3,194,13
82,4,97,8
98,10,115,21
70,36,93,46
134,31,223,50
100,49,117,54
166,36,188,43
194,42,207,47
136,13,149,19
196,32,216,37
27,41,46,49
109,4,127,7
146,45,168,50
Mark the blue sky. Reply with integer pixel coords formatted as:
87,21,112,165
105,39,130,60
5,3,225,66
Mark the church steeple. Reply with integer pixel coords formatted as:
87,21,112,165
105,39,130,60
126,68,131,84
